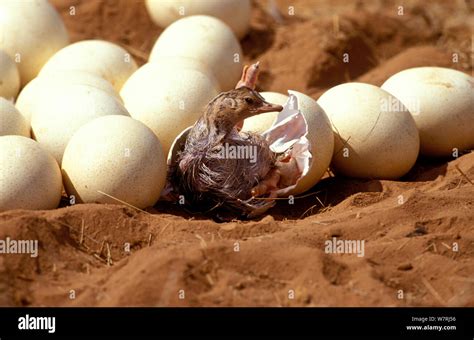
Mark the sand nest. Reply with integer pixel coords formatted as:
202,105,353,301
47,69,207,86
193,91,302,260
1,0,473,306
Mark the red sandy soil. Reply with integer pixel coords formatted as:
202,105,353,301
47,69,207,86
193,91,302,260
1,0,473,306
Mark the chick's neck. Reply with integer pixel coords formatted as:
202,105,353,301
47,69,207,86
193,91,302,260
201,105,241,141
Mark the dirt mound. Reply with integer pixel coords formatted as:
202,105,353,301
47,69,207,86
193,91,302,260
1,0,473,307
2,152,473,307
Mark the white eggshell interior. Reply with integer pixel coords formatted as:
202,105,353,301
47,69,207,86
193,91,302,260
287,90,335,195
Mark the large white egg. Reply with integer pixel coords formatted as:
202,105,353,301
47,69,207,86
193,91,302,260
144,55,216,81
120,62,220,155
0,135,62,211
62,115,167,209
317,82,420,179
149,15,242,91
16,71,121,122
30,84,130,164
381,67,474,157
39,40,138,91
0,97,30,137
0,0,69,86
242,92,289,134
0,50,20,99
145,0,251,39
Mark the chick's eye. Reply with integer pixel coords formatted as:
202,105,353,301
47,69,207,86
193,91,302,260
245,97,254,104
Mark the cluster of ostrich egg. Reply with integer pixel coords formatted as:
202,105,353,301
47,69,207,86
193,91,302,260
0,0,249,212
247,68,473,182
1,0,473,214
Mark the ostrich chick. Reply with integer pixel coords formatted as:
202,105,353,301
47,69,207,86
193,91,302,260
170,63,291,218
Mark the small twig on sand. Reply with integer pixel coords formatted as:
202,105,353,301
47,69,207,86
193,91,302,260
148,233,153,247
79,219,85,246
252,190,324,201
315,196,325,208
273,291,283,307
106,242,113,266
441,242,452,250
454,165,474,186
52,220,99,246
205,274,214,286
423,243,436,253
84,263,90,275
422,277,446,306
159,222,170,236
397,239,410,251
93,253,107,264
97,190,151,215
299,205,316,219
312,220,330,225
195,234,208,249
98,239,105,256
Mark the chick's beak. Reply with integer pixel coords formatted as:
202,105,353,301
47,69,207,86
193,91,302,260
256,101,284,114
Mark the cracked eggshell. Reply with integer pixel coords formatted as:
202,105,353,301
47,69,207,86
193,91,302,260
0,97,30,137
172,91,334,195
242,92,289,134
149,15,242,91
244,91,335,194
62,115,167,209
0,50,20,99
0,136,62,211
145,0,251,39
120,62,220,155
381,67,474,157
317,82,420,179
30,84,130,164
287,91,334,195
16,71,121,122
39,40,138,91
0,0,69,86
